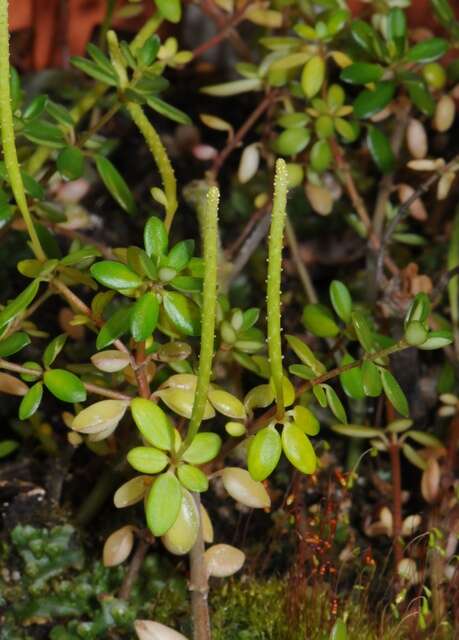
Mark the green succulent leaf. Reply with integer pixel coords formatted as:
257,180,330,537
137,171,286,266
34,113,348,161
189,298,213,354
332,423,385,438
177,464,209,492
127,446,169,474
406,38,448,63
131,292,160,342
43,369,86,403
181,432,222,464
367,126,395,174
163,291,201,336
323,384,347,423
353,82,396,119
339,354,365,400
57,146,85,181
329,280,352,323
90,261,143,290
303,303,339,338
0,332,31,357
402,443,427,470
154,0,182,23
351,310,374,351
43,334,67,369
361,360,382,397
96,306,132,350
248,426,282,481
131,398,174,451
145,472,182,536
282,423,316,474
0,280,40,331
380,368,409,417
340,63,384,85
144,216,168,257
166,240,195,271
19,382,43,420
275,128,310,156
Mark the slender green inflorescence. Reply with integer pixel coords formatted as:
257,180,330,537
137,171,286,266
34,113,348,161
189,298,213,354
267,158,288,420
0,0,46,261
105,29,178,230
127,103,178,231
181,186,219,453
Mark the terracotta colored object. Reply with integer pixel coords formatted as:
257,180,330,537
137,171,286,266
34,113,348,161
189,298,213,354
8,0,151,70
348,0,459,30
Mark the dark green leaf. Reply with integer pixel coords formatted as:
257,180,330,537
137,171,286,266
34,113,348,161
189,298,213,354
86,43,116,76
0,332,30,357
22,121,66,148
166,240,194,271
70,56,118,85
130,292,160,342
23,95,48,121
399,72,435,116
341,63,384,85
144,216,168,257
0,440,18,458
163,292,200,336
367,126,395,174
0,280,40,330
90,260,143,290
96,306,132,349
146,96,191,125
95,156,136,215
46,101,75,127
57,147,85,181
137,36,161,67
406,38,448,63
353,82,396,119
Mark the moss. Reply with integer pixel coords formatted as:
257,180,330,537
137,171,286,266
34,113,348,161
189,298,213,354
210,577,410,640
0,524,187,639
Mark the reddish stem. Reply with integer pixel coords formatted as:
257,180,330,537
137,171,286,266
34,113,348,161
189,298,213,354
389,440,403,571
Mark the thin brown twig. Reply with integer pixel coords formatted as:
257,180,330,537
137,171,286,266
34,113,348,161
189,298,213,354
225,202,270,259
285,216,318,304
376,152,459,283
118,534,152,600
192,1,252,60
331,138,399,279
209,90,280,179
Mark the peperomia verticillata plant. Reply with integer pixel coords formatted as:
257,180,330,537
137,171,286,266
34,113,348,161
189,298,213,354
0,1,458,638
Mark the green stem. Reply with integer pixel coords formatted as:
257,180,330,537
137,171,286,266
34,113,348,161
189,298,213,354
0,0,46,261
127,102,178,231
180,187,219,454
267,158,288,420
